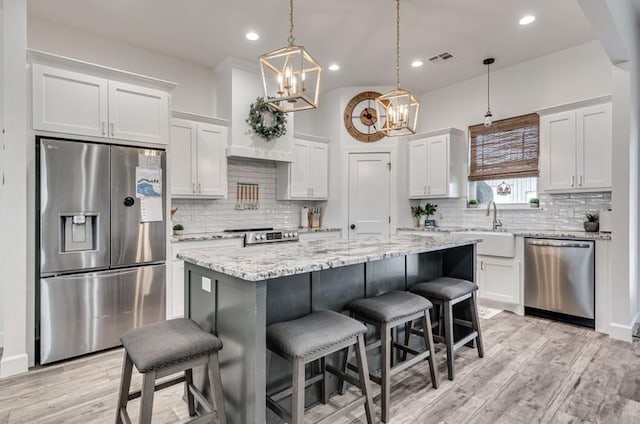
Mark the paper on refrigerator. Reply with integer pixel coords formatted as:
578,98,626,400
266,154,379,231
135,165,163,222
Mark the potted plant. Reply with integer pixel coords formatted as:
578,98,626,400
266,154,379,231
173,223,185,236
529,198,540,208
468,199,479,209
424,203,438,227
584,212,599,232
411,205,425,227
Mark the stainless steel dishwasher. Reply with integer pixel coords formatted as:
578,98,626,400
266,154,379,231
524,238,595,327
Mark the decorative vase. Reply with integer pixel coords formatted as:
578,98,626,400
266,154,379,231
530,203,539,208
468,203,478,209
174,230,184,236
583,222,599,232
418,215,426,227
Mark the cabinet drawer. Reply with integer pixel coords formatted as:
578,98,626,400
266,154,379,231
171,238,243,258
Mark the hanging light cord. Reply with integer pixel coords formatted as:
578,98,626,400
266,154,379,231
395,0,401,88
288,0,295,45
486,62,491,112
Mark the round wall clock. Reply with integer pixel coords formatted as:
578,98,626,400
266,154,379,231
344,91,387,142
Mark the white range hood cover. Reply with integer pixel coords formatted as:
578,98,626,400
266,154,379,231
215,57,294,162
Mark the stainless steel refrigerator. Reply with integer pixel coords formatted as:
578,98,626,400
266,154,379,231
38,137,166,364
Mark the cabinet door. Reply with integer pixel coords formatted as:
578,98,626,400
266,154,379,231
408,139,428,197
290,140,311,198
33,65,108,137
478,257,520,304
577,103,612,189
542,112,577,190
309,142,328,199
170,120,197,196
426,136,449,196
108,81,169,144
170,260,185,318
196,123,227,197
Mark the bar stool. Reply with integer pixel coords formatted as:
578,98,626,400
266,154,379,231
115,318,227,424
408,277,484,381
266,310,375,424
342,291,439,423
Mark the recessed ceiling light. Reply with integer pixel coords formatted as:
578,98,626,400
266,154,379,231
328,63,340,71
519,15,536,25
245,31,260,41
411,59,424,68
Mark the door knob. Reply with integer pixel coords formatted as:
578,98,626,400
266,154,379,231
123,197,135,207
350,224,356,230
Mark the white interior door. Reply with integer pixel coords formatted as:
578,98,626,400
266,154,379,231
348,153,391,238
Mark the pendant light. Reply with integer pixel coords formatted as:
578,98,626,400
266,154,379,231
496,181,512,196
483,57,495,127
259,0,321,113
375,0,419,136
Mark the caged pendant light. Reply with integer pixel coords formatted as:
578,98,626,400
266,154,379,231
483,58,495,127
259,0,321,113
375,0,419,136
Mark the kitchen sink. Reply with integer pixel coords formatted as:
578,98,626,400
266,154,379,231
451,231,515,258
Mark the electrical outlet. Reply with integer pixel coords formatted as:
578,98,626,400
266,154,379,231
202,277,212,293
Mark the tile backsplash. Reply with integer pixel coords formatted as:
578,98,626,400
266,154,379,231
171,157,321,232
416,192,611,231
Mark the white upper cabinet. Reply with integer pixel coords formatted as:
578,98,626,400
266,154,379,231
170,115,228,199
408,128,466,199
33,65,108,137
108,81,169,144
540,100,612,192
31,57,173,145
277,136,329,200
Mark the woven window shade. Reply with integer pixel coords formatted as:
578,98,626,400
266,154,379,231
469,113,540,181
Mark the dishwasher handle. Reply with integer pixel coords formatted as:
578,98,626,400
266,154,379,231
526,239,593,249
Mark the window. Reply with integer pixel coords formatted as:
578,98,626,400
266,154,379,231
468,113,540,204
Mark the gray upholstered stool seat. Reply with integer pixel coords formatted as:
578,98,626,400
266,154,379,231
266,310,375,424
408,277,484,381
347,290,433,323
410,277,478,301
267,310,366,359
115,318,227,424
343,291,438,422
121,318,223,372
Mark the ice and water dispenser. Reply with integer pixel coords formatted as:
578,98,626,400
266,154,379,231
61,214,98,252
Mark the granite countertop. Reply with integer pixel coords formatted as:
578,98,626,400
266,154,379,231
397,227,612,241
171,227,342,243
177,234,481,281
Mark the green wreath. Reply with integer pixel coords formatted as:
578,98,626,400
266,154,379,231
246,97,287,142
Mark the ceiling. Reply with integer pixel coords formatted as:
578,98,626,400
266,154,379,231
27,0,595,94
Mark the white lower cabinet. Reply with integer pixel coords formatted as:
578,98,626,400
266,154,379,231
169,238,243,318
477,255,521,305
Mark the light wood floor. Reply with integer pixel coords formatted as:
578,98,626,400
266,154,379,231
1,312,639,424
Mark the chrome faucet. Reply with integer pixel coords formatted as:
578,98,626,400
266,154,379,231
487,201,503,231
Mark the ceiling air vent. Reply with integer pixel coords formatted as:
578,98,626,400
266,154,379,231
429,52,454,64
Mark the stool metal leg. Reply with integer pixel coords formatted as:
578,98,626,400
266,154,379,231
184,369,196,417
470,292,485,358
443,300,455,381
422,310,439,389
115,352,133,424
354,334,375,424
291,358,306,424
138,370,156,424
208,352,228,424
380,323,392,423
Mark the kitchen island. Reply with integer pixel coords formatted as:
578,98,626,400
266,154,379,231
178,234,480,423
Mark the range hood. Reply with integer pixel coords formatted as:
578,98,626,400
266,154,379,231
215,57,295,162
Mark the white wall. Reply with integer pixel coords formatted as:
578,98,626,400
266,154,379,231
27,18,217,116
0,0,29,377
0,0,4,350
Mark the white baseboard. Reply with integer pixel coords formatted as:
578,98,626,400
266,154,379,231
608,310,640,342
0,352,29,379
0,331,4,348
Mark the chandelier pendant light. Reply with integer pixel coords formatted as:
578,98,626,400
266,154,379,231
375,0,419,136
259,0,321,113
483,57,495,127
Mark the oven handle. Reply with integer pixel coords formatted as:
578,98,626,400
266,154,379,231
526,240,592,249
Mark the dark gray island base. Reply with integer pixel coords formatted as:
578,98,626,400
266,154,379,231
179,235,479,423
